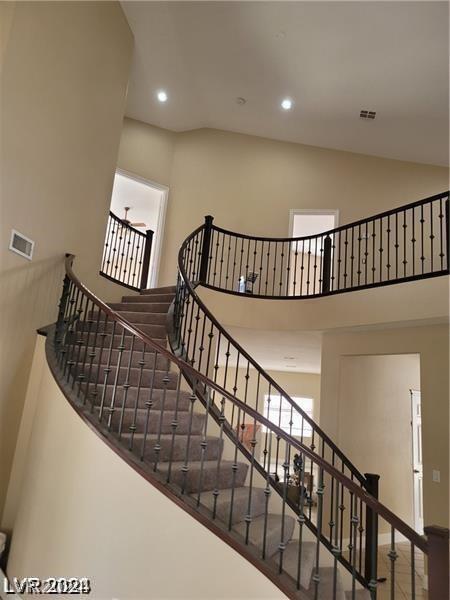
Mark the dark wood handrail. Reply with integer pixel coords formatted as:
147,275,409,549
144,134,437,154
64,252,428,554
108,210,147,238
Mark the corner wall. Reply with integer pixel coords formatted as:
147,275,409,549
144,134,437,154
0,1,133,525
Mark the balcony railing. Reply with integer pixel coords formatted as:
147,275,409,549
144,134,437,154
100,211,153,291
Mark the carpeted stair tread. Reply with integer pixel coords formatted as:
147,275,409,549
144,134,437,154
196,486,267,526
84,347,169,370
74,363,179,388
122,293,174,303
73,331,167,350
282,540,316,590
155,460,249,494
90,386,192,411
233,513,296,559
140,285,176,295
89,309,167,326
78,320,167,338
106,408,205,435
123,434,223,463
108,302,171,313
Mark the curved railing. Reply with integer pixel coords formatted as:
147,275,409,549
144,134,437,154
197,191,449,298
171,225,369,492
100,210,154,291
48,255,448,600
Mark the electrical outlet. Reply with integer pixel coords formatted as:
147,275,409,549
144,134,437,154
432,469,440,483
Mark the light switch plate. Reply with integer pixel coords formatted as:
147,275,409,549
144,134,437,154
432,469,440,483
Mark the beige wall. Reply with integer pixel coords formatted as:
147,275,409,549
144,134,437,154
0,1,133,523
320,324,449,529
338,354,420,529
7,337,285,600
117,118,448,289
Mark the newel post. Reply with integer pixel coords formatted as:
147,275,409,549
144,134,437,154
199,215,214,284
364,473,380,589
424,525,449,600
322,235,332,293
140,229,154,290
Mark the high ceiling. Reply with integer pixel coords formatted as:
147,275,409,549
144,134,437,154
122,1,449,166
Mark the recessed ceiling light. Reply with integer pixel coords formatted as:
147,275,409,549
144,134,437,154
281,98,293,110
157,90,168,103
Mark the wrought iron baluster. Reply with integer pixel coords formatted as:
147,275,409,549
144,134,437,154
212,396,226,520
224,234,232,291
386,215,391,281
388,525,397,600
412,206,416,276
279,240,285,295
430,202,434,272
167,375,183,484
139,348,158,456
272,241,278,296
295,451,307,589
332,479,341,600
379,217,383,283
343,228,348,289
76,298,94,398
410,541,416,600
118,334,135,439
300,239,305,295
306,238,312,295
106,326,126,430
313,467,324,600
292,240,299,296
420,205,425,274
350,227,355,287
180,384,198,494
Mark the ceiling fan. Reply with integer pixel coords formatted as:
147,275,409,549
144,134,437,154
122,206,147,228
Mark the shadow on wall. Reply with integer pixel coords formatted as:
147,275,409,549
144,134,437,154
0,255,64,528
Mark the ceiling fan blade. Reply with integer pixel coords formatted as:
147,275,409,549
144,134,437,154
131,222,147,228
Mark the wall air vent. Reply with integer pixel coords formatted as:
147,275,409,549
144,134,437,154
360,110,376,120
9,229,35,260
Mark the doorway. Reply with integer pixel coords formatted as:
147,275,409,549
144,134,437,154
410,389,424,534
288,209,339,295
108,170,168,288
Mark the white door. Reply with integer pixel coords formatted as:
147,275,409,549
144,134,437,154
410,390,423,534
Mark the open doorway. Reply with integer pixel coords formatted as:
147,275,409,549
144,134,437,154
337,353,421,535
108,170,168,288
288,209,339,295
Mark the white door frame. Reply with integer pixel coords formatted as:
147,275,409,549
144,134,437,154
410,389,424,534
288,208,340,238
116,168,169,289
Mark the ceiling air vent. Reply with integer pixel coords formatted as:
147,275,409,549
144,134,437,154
360,110,376,120
9,229,35,260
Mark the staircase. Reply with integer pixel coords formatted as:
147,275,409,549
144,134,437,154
45,191,449,600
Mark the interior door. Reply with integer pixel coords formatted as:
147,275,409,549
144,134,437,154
410,390,423,534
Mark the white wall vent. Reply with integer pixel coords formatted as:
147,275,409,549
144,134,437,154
9,229,35,260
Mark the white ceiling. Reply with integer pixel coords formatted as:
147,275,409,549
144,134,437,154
122,1,449,166
220,327,322,374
